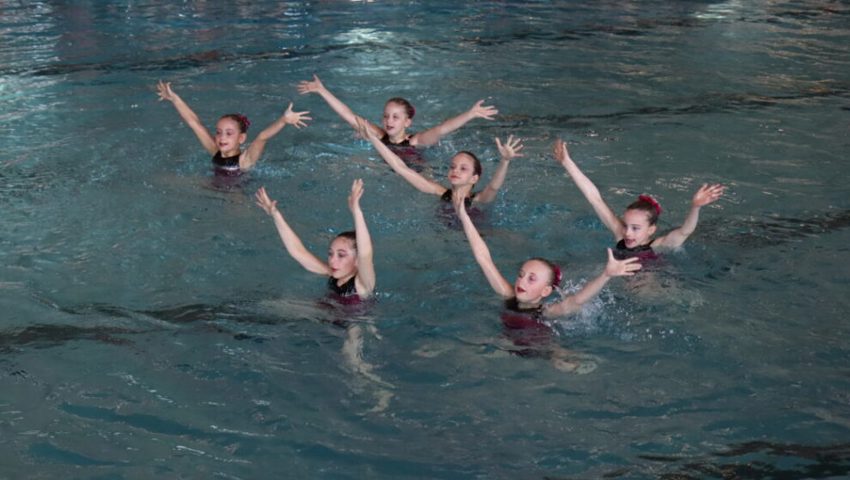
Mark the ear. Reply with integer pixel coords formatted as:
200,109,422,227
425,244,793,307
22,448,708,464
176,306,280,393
239,132,247,145
542,285,553,298
403,117,412,128
471,173,480,184
648,224,657,237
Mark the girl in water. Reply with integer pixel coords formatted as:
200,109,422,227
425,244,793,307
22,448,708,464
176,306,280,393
553,139,726,258
254,179,375,304
452,195,641,372
297,74,497,156
355,116,522,207
156,80,311,177
255,179,390,412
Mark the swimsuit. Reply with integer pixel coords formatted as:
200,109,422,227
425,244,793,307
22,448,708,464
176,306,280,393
212,151,242,177
381,133,426,171
327,276,361,306
613,239,660,261
440,189,474,208
500,297,555,356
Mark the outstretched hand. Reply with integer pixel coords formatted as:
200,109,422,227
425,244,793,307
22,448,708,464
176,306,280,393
605,248,642,277
297,74,325,95
553,139,573,165
282,102,311,128
254,187,280,216
692,183,725,207
469,100,498,120
496,135,524,161
348,178,364,212
156,80,176,102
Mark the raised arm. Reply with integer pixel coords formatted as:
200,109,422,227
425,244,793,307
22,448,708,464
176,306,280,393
475,135,523,204
544,248,641,317
554,139,624,240
355,116,446,196
348,179,376,298
454,195,514,298
241,103,311,170
254,187,330,276
298,74,384,137
157,80,217,154
653,183,725,250
413,100,498,147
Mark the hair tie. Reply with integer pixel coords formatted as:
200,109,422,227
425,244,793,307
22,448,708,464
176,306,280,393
551,264,562,287
638,194,662,216
237,114,251,130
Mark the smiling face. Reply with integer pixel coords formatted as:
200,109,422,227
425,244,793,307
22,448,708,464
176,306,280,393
622,208,657,248
382,101,412,139
447,153,480,187
215,117,246,157
514,259,555,305
327,236,357,281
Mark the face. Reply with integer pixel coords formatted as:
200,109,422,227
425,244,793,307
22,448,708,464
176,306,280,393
215,118,246,156
514,260,554,304
447,153,480,187
327,237,357,280
382,102,412,136
622,209,657,248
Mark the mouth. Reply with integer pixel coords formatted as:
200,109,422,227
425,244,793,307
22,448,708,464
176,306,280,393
515,286,526,294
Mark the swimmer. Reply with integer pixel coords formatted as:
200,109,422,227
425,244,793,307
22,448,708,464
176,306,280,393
355,116,522,207
452,194,641,372
297,74,497,150
554,139,726,259
254,179,375,303
256,179,390,411
156,80,311,177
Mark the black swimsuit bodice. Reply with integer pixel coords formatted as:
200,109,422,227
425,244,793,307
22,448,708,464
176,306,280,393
613,239,659,261
212,151,241,177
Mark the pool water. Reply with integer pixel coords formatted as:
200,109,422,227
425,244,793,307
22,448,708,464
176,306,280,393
2,1,850,478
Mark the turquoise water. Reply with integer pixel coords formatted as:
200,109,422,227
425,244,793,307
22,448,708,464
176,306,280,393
2,1,849,478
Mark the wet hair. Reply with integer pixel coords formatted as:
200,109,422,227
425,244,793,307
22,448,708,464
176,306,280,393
334,231,357,250
386,97,415,119
626,195,662,225
526,257,562,288
456,151,482,177
220,113,250,133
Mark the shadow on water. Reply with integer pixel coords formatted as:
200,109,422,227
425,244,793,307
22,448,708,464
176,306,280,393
0,300,285,355
620,441,850,479
714,208,850,249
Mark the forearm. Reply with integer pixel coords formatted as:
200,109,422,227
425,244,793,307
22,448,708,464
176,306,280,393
270,211,327,275
476,158,510,203
167,95,217,154
315,88,362,129
370,137,441,194
352,208,376,294
679,205,701,237
256,117,287,142
560,159,622,236
351,208,373,260
459,212,512,297
571,271,611,306
418,111,475,146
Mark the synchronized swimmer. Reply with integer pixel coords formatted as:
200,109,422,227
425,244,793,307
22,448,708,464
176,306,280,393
157,80,311,177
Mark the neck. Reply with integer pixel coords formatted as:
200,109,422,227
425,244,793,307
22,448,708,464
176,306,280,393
388,131,407,144
452,185,473,198
516,297,543,310
336,273,356,286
